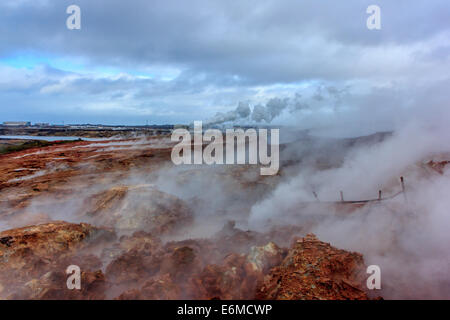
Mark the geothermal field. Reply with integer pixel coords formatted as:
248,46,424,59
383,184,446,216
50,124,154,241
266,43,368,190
1,126,449,300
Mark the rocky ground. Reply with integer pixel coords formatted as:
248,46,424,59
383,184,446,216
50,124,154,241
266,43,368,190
0,136,379,300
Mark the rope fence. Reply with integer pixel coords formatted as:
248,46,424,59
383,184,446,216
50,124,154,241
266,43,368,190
310,176,407,205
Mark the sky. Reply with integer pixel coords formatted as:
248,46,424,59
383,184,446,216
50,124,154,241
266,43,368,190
0,0,449,134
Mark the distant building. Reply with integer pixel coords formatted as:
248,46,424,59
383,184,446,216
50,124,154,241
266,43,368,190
174,124,189,130
2,121,31,127
34,123,50,127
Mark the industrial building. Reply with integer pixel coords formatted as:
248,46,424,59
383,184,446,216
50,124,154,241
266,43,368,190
2,121,31,127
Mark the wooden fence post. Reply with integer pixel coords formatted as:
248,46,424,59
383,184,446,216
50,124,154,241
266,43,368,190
400,176,408,203
313,191,319,201
340,191,344,202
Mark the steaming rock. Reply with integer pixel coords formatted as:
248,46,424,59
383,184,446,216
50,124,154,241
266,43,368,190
0,221,112,261
12,269,108,300
256,234,370,300
116,274,181,300
85,185,193,235
246,242,285,273
193,242,285,299
105,232,163,284
0,221,114,299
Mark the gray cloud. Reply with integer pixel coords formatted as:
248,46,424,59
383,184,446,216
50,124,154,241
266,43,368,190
1,0,449,83
0,0,449,127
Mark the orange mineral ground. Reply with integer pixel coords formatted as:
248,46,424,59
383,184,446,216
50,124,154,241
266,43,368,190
0,135,447,299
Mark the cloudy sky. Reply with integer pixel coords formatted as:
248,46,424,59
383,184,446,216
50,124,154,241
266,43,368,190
0,0,449,134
